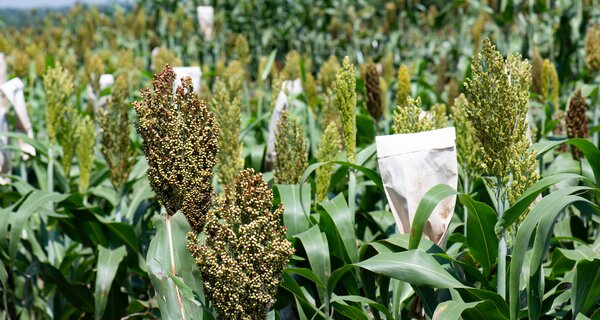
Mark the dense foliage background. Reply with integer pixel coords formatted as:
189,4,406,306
0,0,599,319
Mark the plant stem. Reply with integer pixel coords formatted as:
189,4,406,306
594,82,599,147
496,176,507,299
47,146,53,194
463,174,470,231
348,169,356,215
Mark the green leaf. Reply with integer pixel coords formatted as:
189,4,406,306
0,259,8,308
355,250,467,288
11,191,68,261
496,173,583,237
573,259,600,316
459,195,498,276
331,295,394,320
409,184,457,250
261,49,277,81
457,288,510,318
509,187,591,320
104,222,140,252
295,226,331,287
95,245,126,320
320,193,358,263
147,212,206,320
276,184,311,237
124,180,154,221
285,267,324,288
39,262,95,312
433,300,498,320
569,138,600,185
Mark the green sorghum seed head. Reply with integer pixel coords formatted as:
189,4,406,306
335,56,357,163
274,110,308,185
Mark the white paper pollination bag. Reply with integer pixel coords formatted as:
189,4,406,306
0,78,35,160
173,66,202,95
265,79,303,170
196,6,214,40
0,53,9,176
87,74,115,111
376,127,458,246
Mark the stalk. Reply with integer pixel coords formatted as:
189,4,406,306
47,146,53,194
20,160,27,182
348,169,356,215
496,176,507,299
594,82,599,147
463,174,470,230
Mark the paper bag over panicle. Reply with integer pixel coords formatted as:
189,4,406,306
376,127,458,246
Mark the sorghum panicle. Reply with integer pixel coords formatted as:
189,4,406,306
464,38,534,178
316,123,342,202
392,96,434,134
274,110,308,185
43,64,74,145
282,50,301,80
212,78,244,186
134,65,219,231
97,73,135,191
76,115,95,193
585,24,600,72
450,94,481,182
365,62,383,121
317,55,339,93
152,46,182,71
303,72,318,115
396,64,410,108
566,90,589,160
335,56,357,163
541,59,559,108
430,103,448,129
188,169,294,320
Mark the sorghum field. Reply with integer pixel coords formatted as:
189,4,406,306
0,0,599,319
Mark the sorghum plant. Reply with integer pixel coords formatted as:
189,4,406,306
392,96,434,133
316,123,341,202
274,110,307,185
97,74,135,191
447,78,458,108
566,89,589,160
430,103,448,129
76,115,95,193
541,59,559,108
85,53,104,95
212,78,243,186
152,46,182,71
365,61,383,121
134,65,219,231
450,94,481,186
381,52,394,83
464,38,538,297
471,13,488,52
396,64,410,108
44,64,79,177
303,72,318,115
531,49,544,97
282,50,301,80
585,24,600,72
336,56,357,163
317,55,339,93
43,64,74,145
188,169,294,320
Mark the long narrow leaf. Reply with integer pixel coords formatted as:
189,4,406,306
94,245,126,320
355,249,467,288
